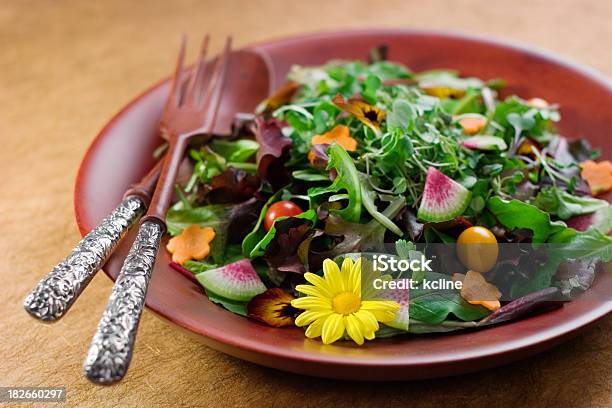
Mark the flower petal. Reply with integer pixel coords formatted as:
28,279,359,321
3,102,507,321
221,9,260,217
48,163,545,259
303,272,334,298
361,300,401,313
340,256,354,274
332,94,386,131
321,313,345,344
305,316,328,338
340,257,356,292
323,259,344,293
344,314,364,345
354,310,380,333
291,296,332,311
295,284,329,299
295,310,331,327
256,81,300,114
365,310,396,323
348,257,362,296
247,288,296,327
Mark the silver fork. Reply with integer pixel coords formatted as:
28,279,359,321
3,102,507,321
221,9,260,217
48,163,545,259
83,35,231,385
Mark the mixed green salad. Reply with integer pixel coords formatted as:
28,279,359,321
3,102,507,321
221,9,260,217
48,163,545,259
164,49,612,344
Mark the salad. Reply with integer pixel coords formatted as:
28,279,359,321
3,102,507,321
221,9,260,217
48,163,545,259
164,48,612,345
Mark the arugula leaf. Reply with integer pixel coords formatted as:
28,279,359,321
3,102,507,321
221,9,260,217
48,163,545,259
409,272,490,324
308,143,362,223
548,226,612,258
534,187,609,220
361,181,404,236
486,197,566,243
242,191,283,256
291,169,329,181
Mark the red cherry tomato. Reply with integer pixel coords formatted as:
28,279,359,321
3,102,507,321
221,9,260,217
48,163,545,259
264,201,303,231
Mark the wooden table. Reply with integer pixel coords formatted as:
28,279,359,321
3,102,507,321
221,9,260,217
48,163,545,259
1,0,611,406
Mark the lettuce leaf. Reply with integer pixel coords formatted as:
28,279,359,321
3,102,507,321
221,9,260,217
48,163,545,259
255,118,292,190
166,204,228,236
210,139,259,163
486,197,566,243
511,227,612,297
206,290,248,316
534,187,609,220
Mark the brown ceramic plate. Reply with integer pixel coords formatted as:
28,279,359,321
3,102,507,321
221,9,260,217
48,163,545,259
75,29,612,380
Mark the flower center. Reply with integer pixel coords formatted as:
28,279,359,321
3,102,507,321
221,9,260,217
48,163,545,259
332,291,361,315
364,109,379,122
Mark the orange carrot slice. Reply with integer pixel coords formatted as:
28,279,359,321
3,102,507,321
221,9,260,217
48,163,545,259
311,125,357,151
580,160,612,195
166,225,216,265
458,115,487,135
453,271,501,311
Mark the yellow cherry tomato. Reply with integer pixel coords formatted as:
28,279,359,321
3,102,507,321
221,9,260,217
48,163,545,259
456,226,499,273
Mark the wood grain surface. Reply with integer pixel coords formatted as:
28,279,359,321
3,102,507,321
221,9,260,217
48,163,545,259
1,1,611,406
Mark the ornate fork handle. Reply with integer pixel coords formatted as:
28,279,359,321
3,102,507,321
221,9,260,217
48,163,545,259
83,220,163,385
23,196,145,321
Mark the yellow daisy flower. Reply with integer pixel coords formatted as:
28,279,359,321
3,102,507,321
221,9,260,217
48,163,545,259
291,257,400,345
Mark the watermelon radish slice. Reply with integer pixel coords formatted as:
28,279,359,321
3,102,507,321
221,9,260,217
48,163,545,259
417,167,472,222
382,286,410,331
196,259,266,302
461,136,507,151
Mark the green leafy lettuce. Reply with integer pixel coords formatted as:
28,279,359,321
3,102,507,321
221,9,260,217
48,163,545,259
534,187,609,220
486,197,566,243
